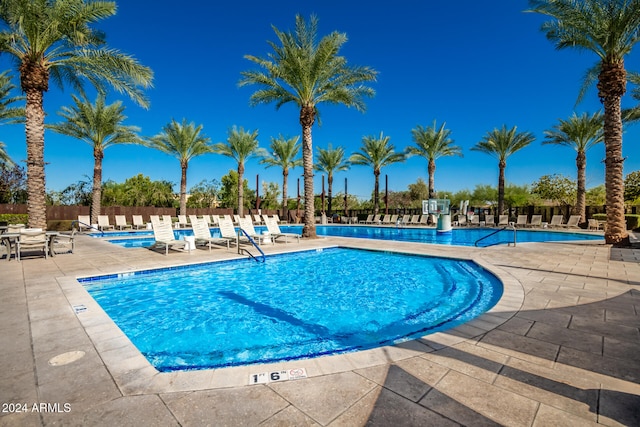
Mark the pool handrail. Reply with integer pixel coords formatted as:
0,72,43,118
237,228,265,262
71,220,104,236
474,224,517,247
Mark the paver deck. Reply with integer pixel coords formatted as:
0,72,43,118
1,228,639,426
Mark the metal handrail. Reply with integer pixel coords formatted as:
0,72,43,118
71,220,104,236
237,228,265,262
474,224,517,247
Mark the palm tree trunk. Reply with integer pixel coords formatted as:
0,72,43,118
373,170,380,215
428,159,436,199
24,88,47,230
327,173,333,216
238,162,245,216
180,162,188,216
598,62,629,246
282,168,289,220
91,148,103,225
300,107,316,238
576,150,586,224
497,160,505,215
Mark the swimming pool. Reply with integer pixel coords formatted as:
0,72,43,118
80,247,502,371
105,224,603,248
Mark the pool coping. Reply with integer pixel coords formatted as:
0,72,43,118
56,240,525,396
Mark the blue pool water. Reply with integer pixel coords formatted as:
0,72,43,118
80,247,503,371
105,225,603,248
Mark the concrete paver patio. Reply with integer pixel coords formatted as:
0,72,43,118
1,229,639,426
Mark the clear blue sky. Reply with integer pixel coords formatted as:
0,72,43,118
2,0,639,201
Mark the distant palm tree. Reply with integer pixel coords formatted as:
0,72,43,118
314,144,350,215
0,70,24,166
408,121,462,199
349,132,406,215
240,15,377,238
528,0,640,245
0,0,153,229
543,112,604,225
50,95,144,225
147,119,212,215
213,126,265,216
471,125,535,215
259,135,302,220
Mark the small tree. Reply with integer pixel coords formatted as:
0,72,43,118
624,170,640,203
531,174,577,207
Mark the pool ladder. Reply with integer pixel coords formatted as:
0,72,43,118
237,228,265,262
474,223,517,247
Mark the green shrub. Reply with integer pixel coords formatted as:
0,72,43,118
0,214,28,225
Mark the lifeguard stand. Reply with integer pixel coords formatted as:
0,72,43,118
422,198,452,233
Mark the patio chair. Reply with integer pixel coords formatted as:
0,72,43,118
77,215,91,232
588,218,604,231
549,215,564,228
368,214,381,224
192,218,231,251
497,215,509,226
456,214,467,226
238,216,268,245
263,215,300,243
360,214,373,224
419,215,429,226
485,214,495,226
380,214,392,224
115,215,132,230
17,229,48,261
162,215,173,226
97,215,114,231
469,215,480,226
218,216,240,247
132,215,147,229
529,215,542,228
209,215,219,225
177,215,189,228
562,215,581,229
52,229,76,254
515,215,528,228
253,214,263,225
151,221,186,255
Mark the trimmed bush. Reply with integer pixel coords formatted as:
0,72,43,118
590,213,640,231
0,214,28,225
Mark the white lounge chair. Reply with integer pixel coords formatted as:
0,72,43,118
360,214,373,224
253,214,263,225
456,214,467,226
218,216,240,247
529,215,542,228
151,221,186,255
177,215,189,228
132,215,146,229
209,215,219,225
588,218,604,231
162,215,173,226
563,215,581,229
77,215,91,232
115,215,132,230
263,215,300,243
497,215,509,226
515,215,528,228
149,215,160,225
549,215,564,228
97,215,114,231
238,216,268,245
469,215,480,226
192,218,231,251
485,214,495,226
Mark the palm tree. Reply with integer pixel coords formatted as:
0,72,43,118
0,70,24,166
212,126,265,216
528,0,640,245
147,119,212,215
543,112,604,225
349,132,406,215
408,121,462,199
259,135,302,220
49,95,144,225
0,0,153,229
471,125,535,215
239,15,377,238
314,144,350,216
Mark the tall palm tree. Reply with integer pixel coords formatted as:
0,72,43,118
259,135,302,220
147,119,212,215
314,144,350,215
212,126,265,216
349,132,406,215
543,112,604,224
528,0,640,245
0,0,153,229
471,125,535,215
0,70,25,166
408,121,462,199
239,15,377,238
49,94,143,225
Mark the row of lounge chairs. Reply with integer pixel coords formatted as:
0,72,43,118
151,214,300,255
359,214,432,226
